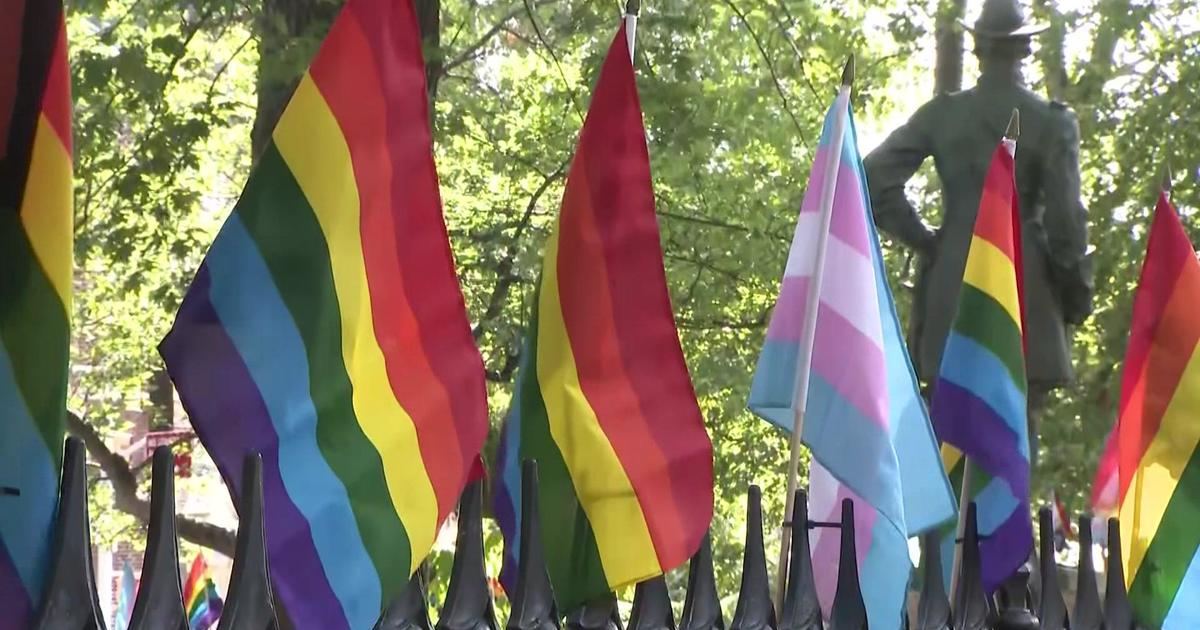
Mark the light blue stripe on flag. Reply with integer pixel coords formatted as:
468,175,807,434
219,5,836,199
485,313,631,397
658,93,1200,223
0,342,58,604
1163,549,1200,629
206,216,379,628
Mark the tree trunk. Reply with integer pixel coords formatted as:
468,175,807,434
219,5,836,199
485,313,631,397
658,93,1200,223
934,0,967,95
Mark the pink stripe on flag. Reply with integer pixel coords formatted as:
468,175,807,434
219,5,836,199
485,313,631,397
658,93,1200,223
799,147,871,257
809,461,877,619
764,287,888,428
769,256,882,347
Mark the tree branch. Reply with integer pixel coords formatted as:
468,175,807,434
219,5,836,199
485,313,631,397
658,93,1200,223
66,411,237,557
441,1,562,74
721,0,808,146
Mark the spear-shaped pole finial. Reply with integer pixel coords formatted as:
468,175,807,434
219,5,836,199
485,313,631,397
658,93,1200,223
1005,108,1020,140
841,54,855,88
1163,160,1174,193
625,0,640,16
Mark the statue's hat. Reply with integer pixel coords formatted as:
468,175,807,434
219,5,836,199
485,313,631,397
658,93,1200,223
961,0,1048,38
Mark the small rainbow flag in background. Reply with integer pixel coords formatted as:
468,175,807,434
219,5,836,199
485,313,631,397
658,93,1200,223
493,19,714,610
183,554,223,630
931,133,1032,592
748,90,954,628
159,0,489,627
0,1,73,627
1115,188,1200,629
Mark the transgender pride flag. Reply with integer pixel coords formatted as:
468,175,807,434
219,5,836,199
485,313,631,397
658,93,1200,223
749,92,955,627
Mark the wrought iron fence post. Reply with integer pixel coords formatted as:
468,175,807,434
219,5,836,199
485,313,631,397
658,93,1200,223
1103,518,1135,630
437,481,499,630
374,569,434,630
679,533,724,630
216,452,279,630
779,490,821,630
729,485,776,630
826,499,865,630
949,503,989,630
506,460,559,630
628,576,675,630
127,446,188,630
32,437,106,630
915,532,951,630
565,593,622,630
1073,514,1102,630
1035,507,1067,629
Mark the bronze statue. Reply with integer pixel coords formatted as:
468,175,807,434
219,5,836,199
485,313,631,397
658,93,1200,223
863,0,1093,461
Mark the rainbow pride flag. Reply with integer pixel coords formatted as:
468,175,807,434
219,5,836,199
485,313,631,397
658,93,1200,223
930,137,1031,592
748,92,954,628
0,2,73,627
1116,190,1200,629
493,21,713,610
159,0,488,626
183,554,223,630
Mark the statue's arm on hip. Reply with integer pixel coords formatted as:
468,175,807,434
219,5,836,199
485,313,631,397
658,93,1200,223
1040,105,1094,325
863,100,940,256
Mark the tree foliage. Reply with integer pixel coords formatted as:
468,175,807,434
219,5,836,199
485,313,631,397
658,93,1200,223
61,0,1200,612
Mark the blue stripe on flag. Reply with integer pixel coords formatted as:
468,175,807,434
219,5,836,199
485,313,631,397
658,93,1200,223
936,333,1028,456
206,216,380,628
0,342,57,604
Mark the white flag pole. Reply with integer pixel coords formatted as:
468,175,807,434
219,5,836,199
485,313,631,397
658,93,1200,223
624,0,638,59
774,56,854,610
948,107,1020,608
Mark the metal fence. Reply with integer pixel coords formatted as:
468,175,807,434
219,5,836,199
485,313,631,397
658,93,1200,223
15,438,1140,630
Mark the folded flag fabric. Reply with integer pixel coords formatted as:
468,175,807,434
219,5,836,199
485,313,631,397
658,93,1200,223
158,0,488,627
0,2,73,627
492,21,713,610
1116,190,1200,629
1092,428,1119,518
183,554,223,630
930,135,1032,592
748,92,955,628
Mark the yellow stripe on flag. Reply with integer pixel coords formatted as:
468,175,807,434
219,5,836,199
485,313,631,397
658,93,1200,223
536,223,660,586
19,113,73,312
962,235,1021,330
272,73,437,572
1120,337,1200,585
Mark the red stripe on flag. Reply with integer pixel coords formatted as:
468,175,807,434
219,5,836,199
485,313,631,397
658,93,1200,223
308,8,471,522
1116,193,1200,501
555,24,712,572
972,147,1019,261
346,0,489,500
40,18,70,153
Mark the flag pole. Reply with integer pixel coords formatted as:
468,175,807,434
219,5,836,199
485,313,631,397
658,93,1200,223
948,107,1021,605
624,0,639,58
774,55,855,611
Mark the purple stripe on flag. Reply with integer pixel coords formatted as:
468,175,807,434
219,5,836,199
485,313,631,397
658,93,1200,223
494,408,520,594
160,267,349,630
978,503,1034,591
799,146,871,257
931,380,1029,494
0,543,31,630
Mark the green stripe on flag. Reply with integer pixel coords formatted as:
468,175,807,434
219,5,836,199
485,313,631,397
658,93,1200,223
951,284,1026,391
233,143,410,601
1128,444,1200,627
517,283,610,609
0,209,68,464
